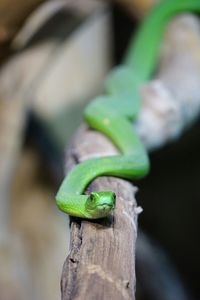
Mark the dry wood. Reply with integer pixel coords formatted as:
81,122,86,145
137,14,200,150
61,126,140,300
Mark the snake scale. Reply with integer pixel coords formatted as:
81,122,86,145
56,0,200,219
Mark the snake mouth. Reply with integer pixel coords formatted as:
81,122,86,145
96,203,114,209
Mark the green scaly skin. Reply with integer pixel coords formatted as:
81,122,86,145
56,0,200,219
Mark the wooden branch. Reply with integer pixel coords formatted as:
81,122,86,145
137,14,200,150
61,126,141,300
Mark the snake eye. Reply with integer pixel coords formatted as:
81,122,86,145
113,193,116,205
90,193,95,202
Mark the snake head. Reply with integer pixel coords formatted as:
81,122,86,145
85,191,116,219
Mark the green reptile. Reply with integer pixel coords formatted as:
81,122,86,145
56,0,200,219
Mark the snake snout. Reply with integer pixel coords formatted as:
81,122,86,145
86,191,116,218
97,191,116,209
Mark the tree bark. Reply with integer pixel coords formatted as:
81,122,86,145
61,126,140,300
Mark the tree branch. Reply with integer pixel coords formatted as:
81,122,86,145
61,126,140,300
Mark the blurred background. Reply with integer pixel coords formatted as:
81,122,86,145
0,0,199,299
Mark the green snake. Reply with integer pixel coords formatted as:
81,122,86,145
56,0,200,219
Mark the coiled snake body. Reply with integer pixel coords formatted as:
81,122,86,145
56,0,200,219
